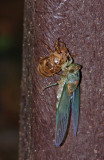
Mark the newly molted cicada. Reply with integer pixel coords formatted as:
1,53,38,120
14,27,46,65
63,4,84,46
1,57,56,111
38,39,81,147
55,59,81,146
37,38,71,77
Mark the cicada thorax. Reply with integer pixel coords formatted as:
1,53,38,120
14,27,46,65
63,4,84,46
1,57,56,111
37,38,71,77
66,63,81,96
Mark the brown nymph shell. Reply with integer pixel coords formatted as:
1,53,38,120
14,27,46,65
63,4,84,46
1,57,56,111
37,38,71,77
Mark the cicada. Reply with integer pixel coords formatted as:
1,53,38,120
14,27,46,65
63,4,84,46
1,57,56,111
37,38,72,77
55,60,81,146
38,39,81,146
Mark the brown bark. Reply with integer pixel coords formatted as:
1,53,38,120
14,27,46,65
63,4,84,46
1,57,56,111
19,0,104,159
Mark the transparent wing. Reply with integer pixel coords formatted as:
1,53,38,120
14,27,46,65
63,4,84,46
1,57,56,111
72,85,80,136
55,83,71,147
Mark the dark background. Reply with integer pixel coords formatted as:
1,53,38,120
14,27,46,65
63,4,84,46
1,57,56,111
0,1,24,160
1,0,103,160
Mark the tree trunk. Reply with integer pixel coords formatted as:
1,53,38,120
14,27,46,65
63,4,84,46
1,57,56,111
19,0,104,159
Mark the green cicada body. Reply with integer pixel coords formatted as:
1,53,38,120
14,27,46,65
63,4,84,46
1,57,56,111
55,63,81,146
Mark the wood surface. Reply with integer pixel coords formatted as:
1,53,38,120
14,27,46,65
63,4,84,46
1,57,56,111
19,0,104,159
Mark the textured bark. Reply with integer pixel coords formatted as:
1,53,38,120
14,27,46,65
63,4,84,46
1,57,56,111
19,0,104,160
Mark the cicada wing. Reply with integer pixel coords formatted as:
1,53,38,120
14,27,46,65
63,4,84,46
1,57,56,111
55,83,71,147
72,85,80,136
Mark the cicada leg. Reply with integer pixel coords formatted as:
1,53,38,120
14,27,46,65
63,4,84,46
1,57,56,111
54,38,60,52
43,82,58,91
58,38,66,47
71,54,78,58
40,39,53,54
54,38,66,52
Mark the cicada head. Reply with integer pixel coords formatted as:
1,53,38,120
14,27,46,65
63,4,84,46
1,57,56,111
67,63,81,74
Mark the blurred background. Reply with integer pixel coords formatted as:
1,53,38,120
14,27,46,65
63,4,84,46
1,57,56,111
0,0,24,160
